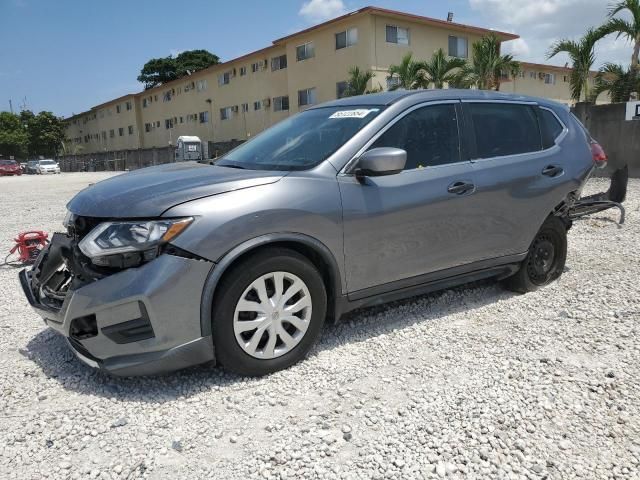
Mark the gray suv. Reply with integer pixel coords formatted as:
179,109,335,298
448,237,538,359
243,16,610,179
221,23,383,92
20,90,606,376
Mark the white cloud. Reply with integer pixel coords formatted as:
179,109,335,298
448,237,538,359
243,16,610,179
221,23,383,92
299,0,346,23
468,0,633,68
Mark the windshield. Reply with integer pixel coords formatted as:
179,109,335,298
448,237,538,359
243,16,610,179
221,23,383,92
216,106,384,171
40,160,56,165
0,160,17,165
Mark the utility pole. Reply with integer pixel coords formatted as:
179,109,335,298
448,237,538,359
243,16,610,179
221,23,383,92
8,99,13,114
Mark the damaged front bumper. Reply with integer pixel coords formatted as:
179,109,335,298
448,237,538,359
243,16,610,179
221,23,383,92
20,233,216,376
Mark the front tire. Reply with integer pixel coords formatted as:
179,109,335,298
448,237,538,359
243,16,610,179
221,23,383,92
212,248,327,376
504,216,567,293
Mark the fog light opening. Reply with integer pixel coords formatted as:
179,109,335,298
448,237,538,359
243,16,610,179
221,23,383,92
70,314,98,340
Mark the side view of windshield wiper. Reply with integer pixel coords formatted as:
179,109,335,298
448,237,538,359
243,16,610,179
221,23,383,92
216,163,246,170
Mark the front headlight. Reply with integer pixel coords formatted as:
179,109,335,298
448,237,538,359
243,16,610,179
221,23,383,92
78,218,193,263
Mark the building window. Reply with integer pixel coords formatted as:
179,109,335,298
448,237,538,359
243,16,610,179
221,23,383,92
271,54,287,71
296,42,315,61
335,28,358,50
519,71,526,78
544,73,556,85
251,61,261,73
163,90,173,102
109,129,115,138
336,81,349,98
116,105,121,114
563,75,568,82
102,131,106,140
126,101,132,111
142,98,148,108
118,127,124,136
386,25,409,45
165,118,174,129
254,101,262,111
155,121,160,128
179,116,184,124
144,123,151,133
529,71,537,79
199,111,209,123
448,35,468,58
128,125,134,135
240,66,247,76
273,96,289,112
220,107,232,120
298,87,317,107
196,79,208,91
218,72,230,86
386,76,400,90
241,103,249,113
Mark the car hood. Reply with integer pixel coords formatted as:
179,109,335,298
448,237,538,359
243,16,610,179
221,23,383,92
67,162,285,218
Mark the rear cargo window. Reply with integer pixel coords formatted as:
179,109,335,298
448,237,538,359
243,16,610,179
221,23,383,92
469,103,542,159
539,108,564,148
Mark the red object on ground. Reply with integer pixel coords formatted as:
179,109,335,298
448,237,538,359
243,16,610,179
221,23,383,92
9,231,49,264
0,160,22,176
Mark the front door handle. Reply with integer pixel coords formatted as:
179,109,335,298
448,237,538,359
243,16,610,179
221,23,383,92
542,165,564,177
447,181,475,195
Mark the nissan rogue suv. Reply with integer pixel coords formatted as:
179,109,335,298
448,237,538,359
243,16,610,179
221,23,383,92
20,90,606,377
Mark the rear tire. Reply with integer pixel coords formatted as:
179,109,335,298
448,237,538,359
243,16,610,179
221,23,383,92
504,216,567,293
212,248,327,376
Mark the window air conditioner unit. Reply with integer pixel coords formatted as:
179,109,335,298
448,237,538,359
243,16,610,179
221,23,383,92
263,98,271,107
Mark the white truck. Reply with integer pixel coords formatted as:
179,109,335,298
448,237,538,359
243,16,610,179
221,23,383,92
174,136,203,162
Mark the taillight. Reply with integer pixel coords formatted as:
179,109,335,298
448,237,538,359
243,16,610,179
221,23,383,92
590,141,607,168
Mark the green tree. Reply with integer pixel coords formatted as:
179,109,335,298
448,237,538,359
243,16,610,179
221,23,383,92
453,34,520,90
592,63,640,102
421,48,467,89
0,111,28,158
137,49,220,89
547,28,601,102
342,66,375,96
597,0,640,100
24,111,66,157
387,53,428,90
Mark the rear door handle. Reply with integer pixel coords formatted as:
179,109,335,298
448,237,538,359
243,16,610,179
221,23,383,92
542,165,564,177
447,181,475,195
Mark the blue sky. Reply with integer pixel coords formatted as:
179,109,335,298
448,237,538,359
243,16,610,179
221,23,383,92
0,0,631,117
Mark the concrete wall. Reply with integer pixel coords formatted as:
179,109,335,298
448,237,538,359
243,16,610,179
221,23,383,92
572,102,640,177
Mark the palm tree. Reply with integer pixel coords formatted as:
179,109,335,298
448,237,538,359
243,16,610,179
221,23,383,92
421,48,467,88
342,66,375,97
547,28,601,102
452,34,520,90
599,1,640,75
387,53,427,90
592,63,640,102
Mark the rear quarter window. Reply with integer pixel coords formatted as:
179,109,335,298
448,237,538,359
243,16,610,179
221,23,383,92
469,103,542,159
539,108,565,148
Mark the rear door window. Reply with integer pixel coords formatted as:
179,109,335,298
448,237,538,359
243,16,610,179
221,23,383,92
468,103,542,159
539,108,565,148
369,103,461,170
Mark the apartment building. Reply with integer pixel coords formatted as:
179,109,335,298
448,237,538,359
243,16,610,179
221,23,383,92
63,6,591,156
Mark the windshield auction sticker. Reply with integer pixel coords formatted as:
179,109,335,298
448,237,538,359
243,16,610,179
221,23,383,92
329,109,377,119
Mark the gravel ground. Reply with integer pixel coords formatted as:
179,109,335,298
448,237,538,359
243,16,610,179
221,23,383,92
0,172,638,480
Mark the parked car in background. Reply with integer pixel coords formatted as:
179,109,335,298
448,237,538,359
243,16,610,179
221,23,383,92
20,162,27,173
36,159,61,174
26,160,39,174
0,159,22,176
20,90,606,377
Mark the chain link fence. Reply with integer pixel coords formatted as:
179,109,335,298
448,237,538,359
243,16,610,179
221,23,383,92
58,140,244,172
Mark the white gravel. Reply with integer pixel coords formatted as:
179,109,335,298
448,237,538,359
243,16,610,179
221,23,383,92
0,172,639,480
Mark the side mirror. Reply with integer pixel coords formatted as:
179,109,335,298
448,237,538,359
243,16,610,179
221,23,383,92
354,147,406,180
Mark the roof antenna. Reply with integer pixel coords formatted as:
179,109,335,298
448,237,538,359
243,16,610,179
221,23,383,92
447,12,454,22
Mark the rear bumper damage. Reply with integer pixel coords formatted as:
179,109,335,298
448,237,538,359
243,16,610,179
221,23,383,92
19,233,215,376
